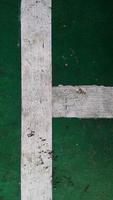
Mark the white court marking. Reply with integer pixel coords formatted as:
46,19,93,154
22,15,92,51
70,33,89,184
21,0,52,200
53,86,113,118
21,0,113,199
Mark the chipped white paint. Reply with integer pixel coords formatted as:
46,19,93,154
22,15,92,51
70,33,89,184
52,86,113,118
21,0,52,199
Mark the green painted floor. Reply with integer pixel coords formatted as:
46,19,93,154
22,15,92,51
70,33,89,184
53,119,113,200
0,0,113,199
53,0,113,199
0,1,21,199
53,0,113,86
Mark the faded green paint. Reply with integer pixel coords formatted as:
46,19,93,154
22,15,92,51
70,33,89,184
0,1,21,199
53,119,113,200
53,0,113,86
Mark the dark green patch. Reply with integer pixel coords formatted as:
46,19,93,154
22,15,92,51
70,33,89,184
0,1,21,199
53,0,113,85
53,119,113,200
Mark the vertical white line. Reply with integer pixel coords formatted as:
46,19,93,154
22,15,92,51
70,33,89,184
21,0,52,199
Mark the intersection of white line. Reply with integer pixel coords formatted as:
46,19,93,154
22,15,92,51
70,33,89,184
21,0,113,200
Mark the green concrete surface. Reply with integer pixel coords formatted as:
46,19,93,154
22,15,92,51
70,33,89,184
53,0,113,86
0,1,21,199
53,119,113,200
0,0,113,199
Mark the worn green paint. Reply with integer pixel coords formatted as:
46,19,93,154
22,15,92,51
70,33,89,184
53,119,113,200
0,1,21,199
53,0,113,86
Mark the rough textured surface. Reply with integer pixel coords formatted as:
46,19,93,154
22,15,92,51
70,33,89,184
53,86,113,118
21,0,52,199
0,1,21,199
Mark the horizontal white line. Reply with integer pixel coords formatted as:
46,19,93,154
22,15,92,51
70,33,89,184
52,86,113,118
21,0,52,200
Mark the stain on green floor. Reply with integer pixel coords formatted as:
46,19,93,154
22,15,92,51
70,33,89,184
53,119,113,200
53,0,113,86
0,1,21,199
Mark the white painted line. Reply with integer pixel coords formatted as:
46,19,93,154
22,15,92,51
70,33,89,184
21,0,52,200
52,86,113,118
